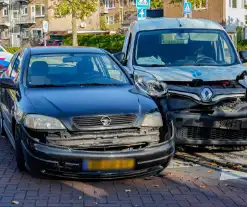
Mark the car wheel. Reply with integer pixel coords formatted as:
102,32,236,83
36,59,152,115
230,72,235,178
14,125,26,171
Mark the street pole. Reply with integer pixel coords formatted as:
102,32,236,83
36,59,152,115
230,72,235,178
44,33,46,46
183,0,188,18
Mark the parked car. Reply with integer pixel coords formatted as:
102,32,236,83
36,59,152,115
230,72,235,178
40,40,62,46
114,17,247,147
0,46,13,74
0,47,174,179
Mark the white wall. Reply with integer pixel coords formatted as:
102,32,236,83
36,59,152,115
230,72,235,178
226,0,247,27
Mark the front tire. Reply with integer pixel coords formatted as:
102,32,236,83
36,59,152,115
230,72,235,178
0,111,6,137
14,125,26,171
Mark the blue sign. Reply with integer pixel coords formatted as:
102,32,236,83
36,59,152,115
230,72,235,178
136,0,150,9
137,8,147,20
184,2,192,15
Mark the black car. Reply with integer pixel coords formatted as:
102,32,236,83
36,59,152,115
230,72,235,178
0,47,174,179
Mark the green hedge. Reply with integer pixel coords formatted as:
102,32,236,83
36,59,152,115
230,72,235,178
63,34,125,53
4,47,20,54
237,40,247,51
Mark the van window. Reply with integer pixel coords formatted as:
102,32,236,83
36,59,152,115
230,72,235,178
134,29,237,67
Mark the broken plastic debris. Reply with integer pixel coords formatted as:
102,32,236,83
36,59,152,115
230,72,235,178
125,189,131,192
200,185,208,189
11,201,19,205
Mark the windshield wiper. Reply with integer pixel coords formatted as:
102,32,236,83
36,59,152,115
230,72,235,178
30,84,70,88
144,64,167,67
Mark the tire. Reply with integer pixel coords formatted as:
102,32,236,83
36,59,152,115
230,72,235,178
14,125,26,171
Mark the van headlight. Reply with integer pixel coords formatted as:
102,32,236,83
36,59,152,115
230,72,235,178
141,112,163,127
134,70,168,97
24,114,65,130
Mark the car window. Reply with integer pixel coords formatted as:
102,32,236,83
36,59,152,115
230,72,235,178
4,53,18,77
0,46,5,52
27,53,130,87
10,53,22,82
134,29,238,67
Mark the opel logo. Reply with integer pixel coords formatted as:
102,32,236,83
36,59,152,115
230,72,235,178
101,116,111,126
201,88,213,102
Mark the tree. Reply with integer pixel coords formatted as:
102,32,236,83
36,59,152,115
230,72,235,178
53,0,98,46
150,0,163,9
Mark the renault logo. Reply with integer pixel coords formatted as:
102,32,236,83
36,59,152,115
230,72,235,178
201,88,213,102
101,116,111,126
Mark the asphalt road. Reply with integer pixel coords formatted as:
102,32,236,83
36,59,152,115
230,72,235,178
0,137,247,207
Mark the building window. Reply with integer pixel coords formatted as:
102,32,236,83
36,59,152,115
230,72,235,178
3,7,8,17
31,29,43,38
23,29,29,39
245,15,247,24
35,5,45,17
130,0,136,5
194,0,207,9
3,29,9,39
22,6,28,15
231,0,237,8
105,0,115,9
106,15,115,24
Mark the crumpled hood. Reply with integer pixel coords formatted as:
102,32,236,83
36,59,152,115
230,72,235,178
24,85,156,117
134,64,247,82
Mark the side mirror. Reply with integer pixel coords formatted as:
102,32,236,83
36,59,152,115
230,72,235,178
0,78,17,90
113,52,126,65
239,50,247,63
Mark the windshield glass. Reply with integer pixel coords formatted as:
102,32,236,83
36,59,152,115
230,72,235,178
134,29,238,67
27,53,130,87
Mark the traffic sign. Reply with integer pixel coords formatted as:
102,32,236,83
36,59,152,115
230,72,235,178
137,8,147,20
184,2,192,15
43,21,49,33
136,0,150,9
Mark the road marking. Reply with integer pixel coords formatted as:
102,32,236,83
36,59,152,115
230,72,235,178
220,169,247,180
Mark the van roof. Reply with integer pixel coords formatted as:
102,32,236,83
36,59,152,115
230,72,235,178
131,17,224,32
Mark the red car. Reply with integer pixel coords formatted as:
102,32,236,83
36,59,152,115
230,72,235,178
41,40,62,46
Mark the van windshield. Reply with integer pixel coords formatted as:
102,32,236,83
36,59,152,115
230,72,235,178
134,29,239,67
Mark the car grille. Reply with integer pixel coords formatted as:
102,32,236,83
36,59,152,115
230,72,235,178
72,114,137,129
177,126,247,140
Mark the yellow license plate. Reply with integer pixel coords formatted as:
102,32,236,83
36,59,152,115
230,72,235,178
84,159,135,171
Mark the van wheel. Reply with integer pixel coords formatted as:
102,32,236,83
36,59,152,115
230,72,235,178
14,125,26,171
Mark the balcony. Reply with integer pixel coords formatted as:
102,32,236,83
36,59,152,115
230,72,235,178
0,0,9,5
13,16,35,24
0,17,10,26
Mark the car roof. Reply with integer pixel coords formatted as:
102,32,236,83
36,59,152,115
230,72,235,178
28,47,105,55
130,17,224,33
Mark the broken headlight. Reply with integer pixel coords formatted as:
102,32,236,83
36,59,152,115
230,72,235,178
141,112,163,127
134,70,168,97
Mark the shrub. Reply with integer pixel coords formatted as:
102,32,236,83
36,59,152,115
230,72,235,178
4,47,21,54
62,34,125,53
237,40,247,51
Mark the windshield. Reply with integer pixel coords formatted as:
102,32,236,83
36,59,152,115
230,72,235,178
27,53,130,87
134,29,238,67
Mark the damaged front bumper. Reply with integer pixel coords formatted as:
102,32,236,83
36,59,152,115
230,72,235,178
19,125,175,179
171,112,247,145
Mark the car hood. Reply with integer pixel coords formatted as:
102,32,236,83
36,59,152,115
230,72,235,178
134,64,247,82
24,85,155,117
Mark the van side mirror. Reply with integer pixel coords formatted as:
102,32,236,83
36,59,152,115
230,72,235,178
239,50,247,63
113,52,126,65
0,78,17,90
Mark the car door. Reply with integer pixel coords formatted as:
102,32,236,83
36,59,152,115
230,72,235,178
0,53,18,132
1,53,21,136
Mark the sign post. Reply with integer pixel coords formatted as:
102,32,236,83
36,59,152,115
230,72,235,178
183,0,192,18
42,21,49,47
136,0,150,20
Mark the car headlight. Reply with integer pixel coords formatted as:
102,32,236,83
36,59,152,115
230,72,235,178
134,70,168,97
24,114,65,130
141,112,163,127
